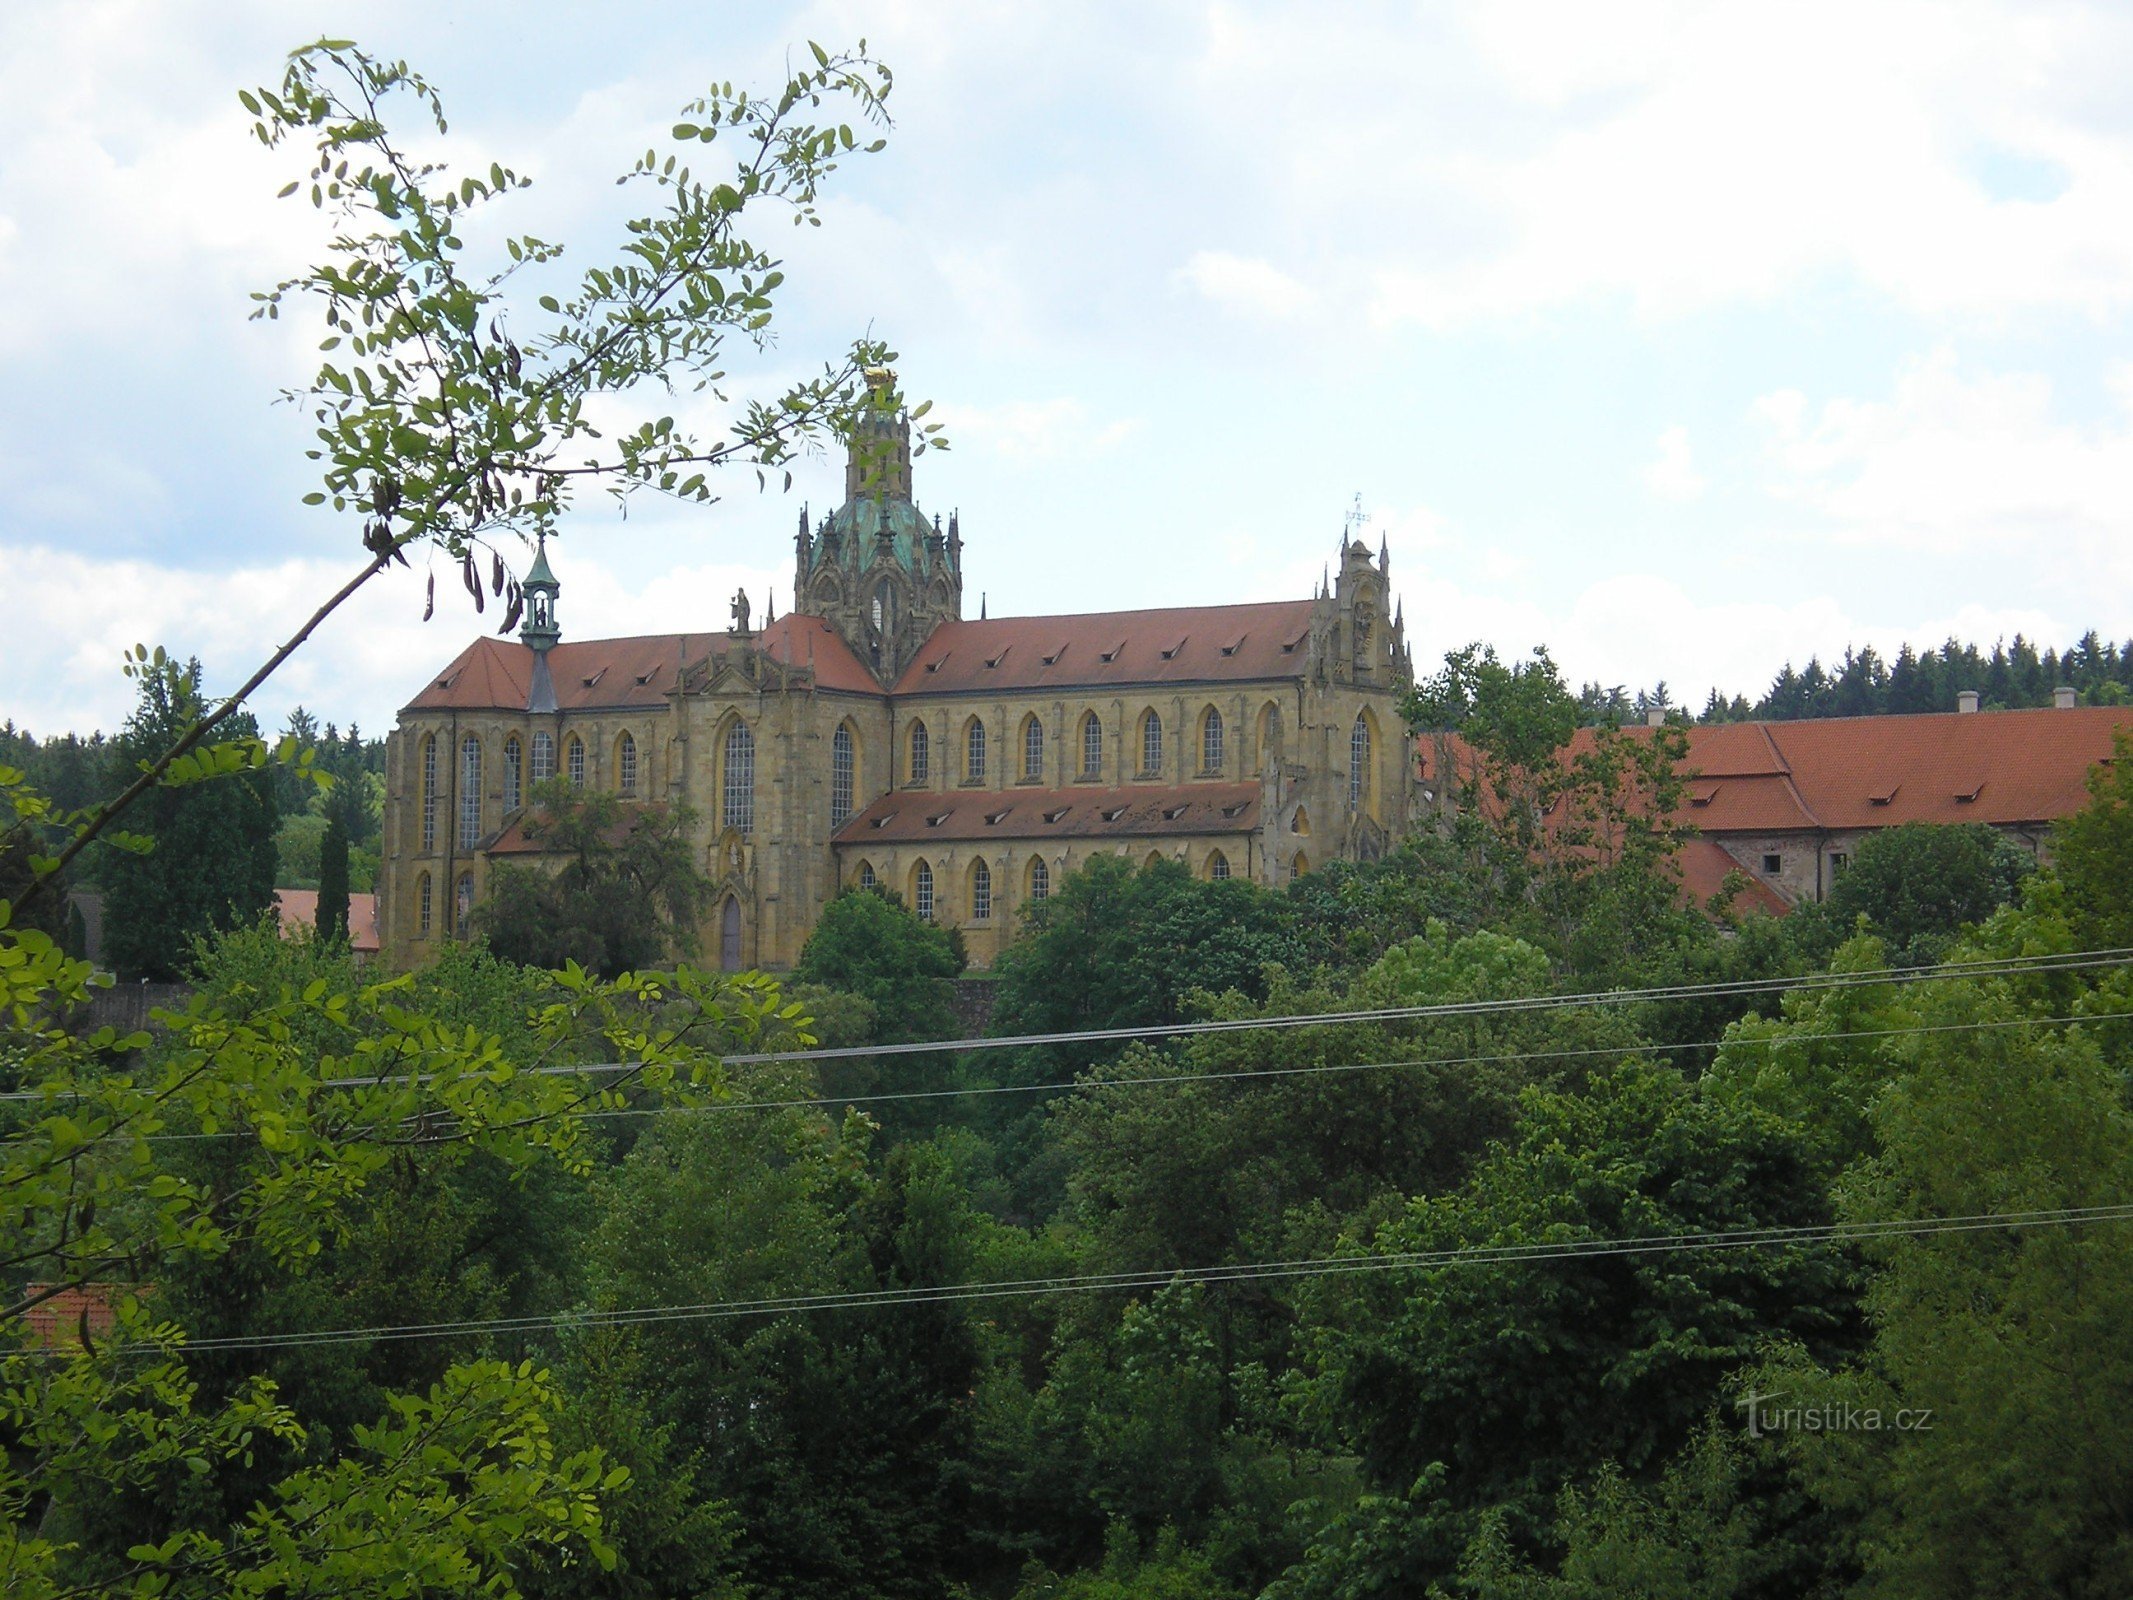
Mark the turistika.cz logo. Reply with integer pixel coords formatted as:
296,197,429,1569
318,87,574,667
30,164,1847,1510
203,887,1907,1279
1739,1389,1934,1438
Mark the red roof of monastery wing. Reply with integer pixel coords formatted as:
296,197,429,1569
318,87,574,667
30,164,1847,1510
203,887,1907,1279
889,601,1319,696
402,614,877,712
1415,705,2133,836
833,782,1263,845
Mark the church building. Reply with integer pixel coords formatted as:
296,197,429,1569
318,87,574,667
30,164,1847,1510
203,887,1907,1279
377,382,1416,971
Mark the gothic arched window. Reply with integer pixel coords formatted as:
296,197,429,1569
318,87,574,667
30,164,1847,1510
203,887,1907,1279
618,731,638,796
908,721,930,785
965,718,987,784
722,721,755,835
1258,703,1284,772
1140,710,1163,777
871,580,895,668
420,735,437,852
971,858,992,921
417,871,432,934
531,731,554,784
503,735,522,812
857,860,877,891
567,735,586,787
455,871,475,935
913,859,935,922
831,724,855,828
1200,707,1225,774
458,735,482,848
1028,856,1050,901
1350,714,1372,808
1081,713,1101,779
1208,849,1231,881
1022,715,1044,781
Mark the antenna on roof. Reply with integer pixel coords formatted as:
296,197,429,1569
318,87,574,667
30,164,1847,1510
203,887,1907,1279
981,592,988,620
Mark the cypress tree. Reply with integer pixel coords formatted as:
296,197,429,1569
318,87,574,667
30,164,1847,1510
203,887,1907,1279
317,812,351,947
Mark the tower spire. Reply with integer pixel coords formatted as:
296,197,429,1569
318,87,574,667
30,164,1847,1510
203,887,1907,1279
520,532,561,655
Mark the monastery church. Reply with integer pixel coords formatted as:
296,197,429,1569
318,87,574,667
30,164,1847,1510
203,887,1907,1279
379,383,1417,970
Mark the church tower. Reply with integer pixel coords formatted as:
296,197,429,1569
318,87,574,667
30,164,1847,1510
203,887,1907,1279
793,369,963,683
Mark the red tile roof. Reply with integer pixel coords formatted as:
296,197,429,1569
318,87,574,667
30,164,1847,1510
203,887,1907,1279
274,889,380,952
889,601,1318,696
22,1283,126,1348
1678,837,1791,916
402,614,878,712
834,782,1262,846
1418,706,2133,836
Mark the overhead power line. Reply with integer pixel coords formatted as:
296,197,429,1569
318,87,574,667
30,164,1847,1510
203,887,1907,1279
28,1007,2133,1149
143,1203,2133,1355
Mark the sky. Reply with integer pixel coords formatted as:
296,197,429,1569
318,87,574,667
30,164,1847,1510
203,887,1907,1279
5,0,2133,738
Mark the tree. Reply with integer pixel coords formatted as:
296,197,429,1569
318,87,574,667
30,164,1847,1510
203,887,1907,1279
2050,725,2133,953
317,809,352,944
101,656,279,980
1283,1059,1853,1593
1792,821,2034,968
992,855,1302,1043
793,885,964,1044
477,783,716,978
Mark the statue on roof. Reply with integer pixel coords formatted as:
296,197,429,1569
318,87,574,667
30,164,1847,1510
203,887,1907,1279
730,588,752,636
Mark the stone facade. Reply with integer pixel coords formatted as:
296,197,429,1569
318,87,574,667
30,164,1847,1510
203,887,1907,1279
378,388,1416,972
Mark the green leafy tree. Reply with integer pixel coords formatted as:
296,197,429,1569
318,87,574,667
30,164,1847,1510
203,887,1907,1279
1404,644,1701,985
102,656,280,980
317,810,352,944
993,855,1302,1042
794,885,964,1043
1756,939,2133,1599
477,783,716,977
1792,821,2034,968
1283,1059,1854,1592
2050,724,2133,953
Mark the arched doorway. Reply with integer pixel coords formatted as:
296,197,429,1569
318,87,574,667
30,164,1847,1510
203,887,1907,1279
719,896,743,972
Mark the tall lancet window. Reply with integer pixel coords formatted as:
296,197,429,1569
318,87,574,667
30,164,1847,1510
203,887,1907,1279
420,736,437,851
458,735,482,848
503,736,522,811
532,731,554,783
831,724,855,828
723,721,755,836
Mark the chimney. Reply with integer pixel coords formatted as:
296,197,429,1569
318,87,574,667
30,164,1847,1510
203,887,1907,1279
1957,690,1980,714
2054,685,2078,710
1645,708,1667,727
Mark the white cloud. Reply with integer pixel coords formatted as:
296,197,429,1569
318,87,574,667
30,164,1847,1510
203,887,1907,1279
0,541,787,737
929,397,1141,461
1753,350,2133,592
1644,425,1707,501
1173,251,1319,320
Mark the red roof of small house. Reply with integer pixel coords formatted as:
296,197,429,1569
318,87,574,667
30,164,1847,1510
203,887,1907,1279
889,601,1318,696
403,614,879,712
274,889,380,952
21,1283,127,1348
833,782,1263,846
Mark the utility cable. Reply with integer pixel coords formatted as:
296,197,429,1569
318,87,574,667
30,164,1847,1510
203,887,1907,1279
132,1202,2133,1355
